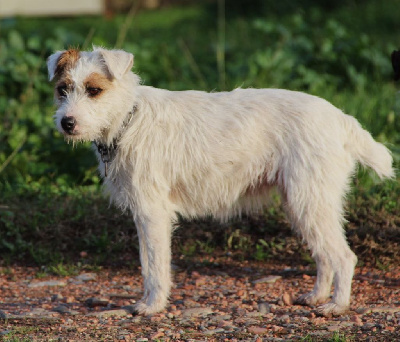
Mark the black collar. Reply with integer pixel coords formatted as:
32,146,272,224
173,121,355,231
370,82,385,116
93,105,137,177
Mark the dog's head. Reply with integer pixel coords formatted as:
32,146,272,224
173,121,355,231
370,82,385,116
47,47,138,142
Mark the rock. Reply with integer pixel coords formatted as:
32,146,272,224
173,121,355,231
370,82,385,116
52,305,79,315
248,326,268,334
258,302,271,314
75,273,97,282
150,331,164,339
182,307,213,317
136,338,148,342
361,323,376,330
280,314,290,323
28,280,66,288
355,307,371,314
51,294,64,302
52,305,70,314
370,307,400,314
326,324,341,331
85,297,109,307
252,275,282,284
0,310,8,319
282,292,293,306
203,328,225,335
350,315,363,325
87,309,130,318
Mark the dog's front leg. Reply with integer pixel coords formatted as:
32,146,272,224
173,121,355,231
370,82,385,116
133,208,173,315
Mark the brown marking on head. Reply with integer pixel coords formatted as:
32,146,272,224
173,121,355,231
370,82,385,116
83,72,114,98
54,49,81,79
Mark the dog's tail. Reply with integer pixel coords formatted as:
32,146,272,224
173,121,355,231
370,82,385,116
345,115,394,179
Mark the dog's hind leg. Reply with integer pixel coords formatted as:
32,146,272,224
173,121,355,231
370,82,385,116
296,252,334,306
133,205,173,315
284,171,357,316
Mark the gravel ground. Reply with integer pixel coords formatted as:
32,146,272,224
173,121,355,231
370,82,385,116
1,259,399,341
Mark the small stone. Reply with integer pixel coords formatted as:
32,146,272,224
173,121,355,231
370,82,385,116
257,302,271,315
326,325,341,332
248,326,268,334
65,296,75,304
51,294,64,302
355,307,371,315
0,310,8,319
203,328,225,335
28,280,66,288
298,316,309,322
22,308,54,318
136,339,148,342
350,315,363,325
370,307,400,314
280,314,290,323
182,307,213,317
85,297,109,307
252,275,282,284
282,292,293,306
52,305,70,314
361,323,376,330
150,331,164,339
75,273,97,282
87,309,130,318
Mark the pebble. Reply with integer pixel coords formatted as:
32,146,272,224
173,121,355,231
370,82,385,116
252,275,282,284
282,292,293,306
86,309,130,318
22,308,54,318
75,273,97,282
350,315,363,325
361,323,376,330
182,307,213,317
203,328,225,335
258,302,271,314
326,324,341,331
248,326,268,334
28,280,66,288
0,310,7,319
85,297,109,307
52,305,79,315
51,293,64,302
52,305,70,314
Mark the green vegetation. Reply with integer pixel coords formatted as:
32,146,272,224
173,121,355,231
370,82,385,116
0,0,399,266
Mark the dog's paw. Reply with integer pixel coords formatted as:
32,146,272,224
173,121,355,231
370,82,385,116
133,297,168,316
295,292,328,306
315,302,349,317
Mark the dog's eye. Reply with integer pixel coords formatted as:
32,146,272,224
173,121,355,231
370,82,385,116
87,87,102,97
57,85,68,98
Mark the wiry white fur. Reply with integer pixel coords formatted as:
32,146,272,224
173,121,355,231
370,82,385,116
48,47,394,316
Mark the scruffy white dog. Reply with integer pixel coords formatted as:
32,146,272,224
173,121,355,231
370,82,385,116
47,47,394,316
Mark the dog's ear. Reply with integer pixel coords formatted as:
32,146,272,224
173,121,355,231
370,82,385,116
47,49,81,81
47,51,66,81
391,50,400,81
97,49,134,80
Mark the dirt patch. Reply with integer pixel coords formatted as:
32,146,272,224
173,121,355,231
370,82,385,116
1,257,399,341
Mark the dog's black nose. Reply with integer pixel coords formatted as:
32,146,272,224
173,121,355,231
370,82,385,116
61,116,76,134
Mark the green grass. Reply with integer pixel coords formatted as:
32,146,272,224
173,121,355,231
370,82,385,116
0,0,399,266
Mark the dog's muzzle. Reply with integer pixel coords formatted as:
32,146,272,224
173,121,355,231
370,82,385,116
61,116,76,134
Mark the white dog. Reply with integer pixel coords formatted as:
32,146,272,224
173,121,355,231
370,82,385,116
47,47,394,316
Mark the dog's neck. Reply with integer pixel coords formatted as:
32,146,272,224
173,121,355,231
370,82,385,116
93,104,137,177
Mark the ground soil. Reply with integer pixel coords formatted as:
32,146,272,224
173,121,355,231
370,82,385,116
1,255,399,341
